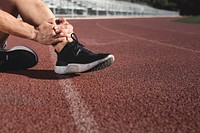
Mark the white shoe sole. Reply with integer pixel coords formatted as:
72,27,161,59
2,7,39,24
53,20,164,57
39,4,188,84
55,54,115,74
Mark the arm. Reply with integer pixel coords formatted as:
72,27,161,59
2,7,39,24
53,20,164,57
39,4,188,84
0,10,66,45
0,9,37,40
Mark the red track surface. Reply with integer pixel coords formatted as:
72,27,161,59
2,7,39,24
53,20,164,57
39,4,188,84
0,18,200,132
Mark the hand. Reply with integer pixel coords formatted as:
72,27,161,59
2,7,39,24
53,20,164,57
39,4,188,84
53,18,74,42
54,24,74,42
33,18,66,45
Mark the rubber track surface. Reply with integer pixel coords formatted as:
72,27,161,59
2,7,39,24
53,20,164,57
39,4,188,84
0,18,200,133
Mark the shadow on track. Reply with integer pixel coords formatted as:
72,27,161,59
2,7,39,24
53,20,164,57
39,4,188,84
2,69,80,80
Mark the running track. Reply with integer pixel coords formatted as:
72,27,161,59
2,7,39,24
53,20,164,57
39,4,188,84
0,17,200,133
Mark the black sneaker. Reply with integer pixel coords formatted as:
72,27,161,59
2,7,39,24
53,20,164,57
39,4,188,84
0,46,38,71
55,33,115,74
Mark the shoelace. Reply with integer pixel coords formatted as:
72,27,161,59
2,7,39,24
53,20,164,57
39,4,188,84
71,33,79,42
70,33,93,55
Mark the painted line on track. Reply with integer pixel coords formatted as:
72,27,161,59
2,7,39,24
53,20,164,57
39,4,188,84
96,21,200,54
49,47,99,133
122,20,200,36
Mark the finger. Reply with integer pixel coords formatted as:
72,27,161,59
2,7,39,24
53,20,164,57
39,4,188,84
66,24,74,32
53,24,70,34
56,18,69,25
59,29,73,37
55,18,64,24
60,29,69,37
56,24,68,30
53,25,61,34
56,24,74,32
51,29,57,36
67,36,74,42
52,37,67,45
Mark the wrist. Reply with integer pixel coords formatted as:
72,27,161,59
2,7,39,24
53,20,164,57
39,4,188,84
31,28,38,42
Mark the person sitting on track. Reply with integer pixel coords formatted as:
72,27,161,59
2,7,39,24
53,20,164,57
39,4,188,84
0,0,115,74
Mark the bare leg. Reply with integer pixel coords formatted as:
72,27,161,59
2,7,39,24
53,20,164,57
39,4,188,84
0,0,70,51
13,0,72,52
12,0,54,26
0,0,18,46
0,0,115,74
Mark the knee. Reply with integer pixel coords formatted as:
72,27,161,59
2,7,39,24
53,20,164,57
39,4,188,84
34,0,48,10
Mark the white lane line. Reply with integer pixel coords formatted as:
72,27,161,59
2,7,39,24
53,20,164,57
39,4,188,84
96,22,200,54
121,20,200,36
49,47,99,133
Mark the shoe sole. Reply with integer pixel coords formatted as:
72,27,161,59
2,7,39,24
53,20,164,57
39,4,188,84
55,54,115,74
0,46,38,71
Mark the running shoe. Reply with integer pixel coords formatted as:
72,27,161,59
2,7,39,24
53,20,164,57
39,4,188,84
55,33,115,74
0,46,38,71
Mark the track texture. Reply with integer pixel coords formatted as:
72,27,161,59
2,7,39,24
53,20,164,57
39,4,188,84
0,18,200,133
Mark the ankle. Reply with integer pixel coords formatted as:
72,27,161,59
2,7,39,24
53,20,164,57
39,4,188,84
53,36,74,53
53,41,67,53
